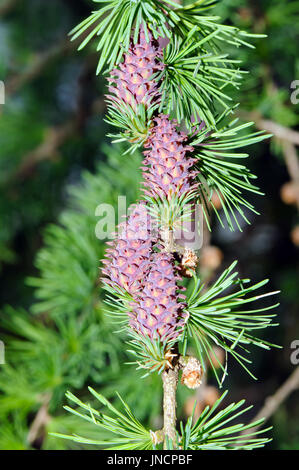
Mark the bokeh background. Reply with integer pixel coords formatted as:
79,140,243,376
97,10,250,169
0,0,298,450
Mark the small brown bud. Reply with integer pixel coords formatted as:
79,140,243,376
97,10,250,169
179,248,199,277
180,267,193,278
180,356,203,389
182,248,199,269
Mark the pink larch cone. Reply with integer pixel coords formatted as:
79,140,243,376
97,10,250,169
102,203,154,296
107,27,164,112
142,114,198,200
129,251,187,343
102,27,198,354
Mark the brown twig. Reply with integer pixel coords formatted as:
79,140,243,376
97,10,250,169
237,110,299,146
5,40,75,97
238,110,299,212
11,97,105,181
242,367,299,434
161,354,204,448
257,118,299,146
27,393,52,446
162,364,179,448
13,120,77,180
4,20,99,99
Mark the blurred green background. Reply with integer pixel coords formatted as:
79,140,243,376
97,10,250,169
0,0,298,450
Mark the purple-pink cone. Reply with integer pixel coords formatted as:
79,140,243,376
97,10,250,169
129,251,187,343
142,115,198,200
107,27,164,112
102,203,154,295
102,29,198,351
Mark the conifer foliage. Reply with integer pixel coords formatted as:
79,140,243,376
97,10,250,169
54,0,280,450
